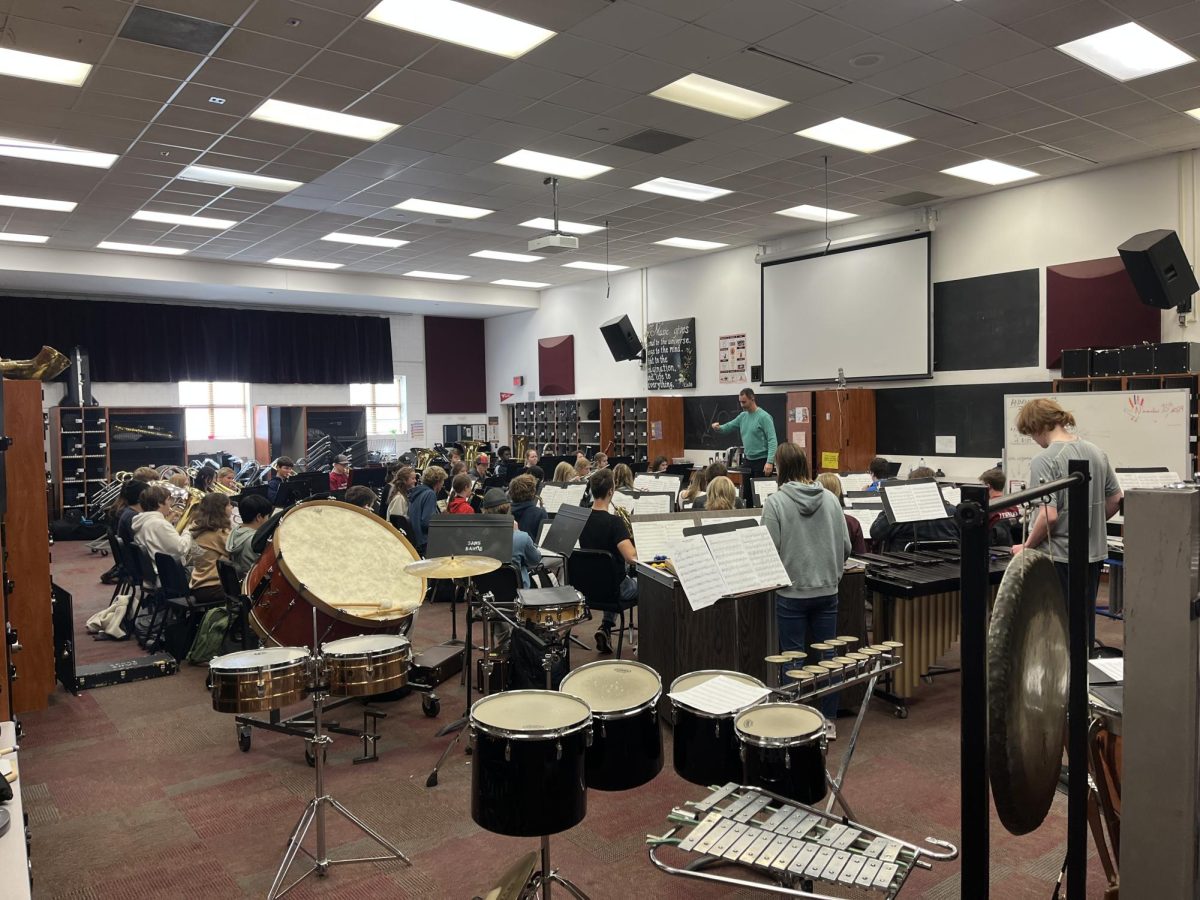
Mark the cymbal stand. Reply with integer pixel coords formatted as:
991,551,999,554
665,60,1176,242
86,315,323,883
268,609,410,899
428,586,490,785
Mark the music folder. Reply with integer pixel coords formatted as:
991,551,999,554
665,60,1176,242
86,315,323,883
542,504,591,556
427,514,514,561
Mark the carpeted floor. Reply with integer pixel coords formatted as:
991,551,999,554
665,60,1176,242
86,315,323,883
15,542,1119,898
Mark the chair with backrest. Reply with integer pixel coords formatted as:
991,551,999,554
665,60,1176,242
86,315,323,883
106,531,131,603
473,563,521,606
217,559,254,649
154,552,224,660
568,549,637,659
389,514,418,547
113,537,147,639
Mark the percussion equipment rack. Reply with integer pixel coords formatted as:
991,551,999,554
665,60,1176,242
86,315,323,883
646,782,957,898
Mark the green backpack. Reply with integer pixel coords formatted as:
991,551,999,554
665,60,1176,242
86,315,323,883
187,607,232,664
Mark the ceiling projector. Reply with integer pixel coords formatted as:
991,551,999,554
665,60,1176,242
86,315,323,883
528,232,579,253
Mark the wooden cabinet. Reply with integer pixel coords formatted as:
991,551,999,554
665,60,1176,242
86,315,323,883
601,396,683,463
814,389,876,473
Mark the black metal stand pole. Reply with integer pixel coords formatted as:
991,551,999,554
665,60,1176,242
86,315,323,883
957,484,991,898
1065,458,1090,900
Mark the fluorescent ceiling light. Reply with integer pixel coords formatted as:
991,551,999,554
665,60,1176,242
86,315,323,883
492,279,549,288
656,237,729,250
132,210,237,230
97,241,187,256
797,117,914,153
0,47,92,87
268,257,344,269
495,149,610,180
404,270,469,280
774,204,857,222
0,136,115,168
1057,22,1193,82
651,73,788,120
250,99,398,141
563,261,627,272
0,193,76,212
519,217,604,235
0,232,48,244
633,177,731,202
471,249,543,262
365,0,555,59
395,198,493,219
942,159,1038,185
178,165,303,193
322,232,409,248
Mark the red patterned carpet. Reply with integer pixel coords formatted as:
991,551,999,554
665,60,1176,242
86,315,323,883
16,542,1116,898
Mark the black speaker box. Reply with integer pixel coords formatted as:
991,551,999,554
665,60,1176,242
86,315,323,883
1154,341,1200,374
1061,349,1092,378
1118,229,1199,310
1091,348,1123,377
1120,344,1155,376
599,314,643,362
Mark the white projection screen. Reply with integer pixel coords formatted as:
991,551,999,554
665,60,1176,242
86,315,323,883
761,233,931,384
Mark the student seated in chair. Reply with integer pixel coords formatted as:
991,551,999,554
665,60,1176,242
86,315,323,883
868,467,958,552
185,492,233,604
481,488,541,588
509,474,546,539
132,484,188,568
228,494,272,578
650,454,670,473
266,456,295,505
447,473,475,515
409,466,446,554
344,485,377,510
579,468,637,655
865,456,890,493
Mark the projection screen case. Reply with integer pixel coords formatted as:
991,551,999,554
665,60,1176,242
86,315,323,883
760,232,931,385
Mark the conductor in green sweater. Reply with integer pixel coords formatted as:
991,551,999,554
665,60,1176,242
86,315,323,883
711,388,778,506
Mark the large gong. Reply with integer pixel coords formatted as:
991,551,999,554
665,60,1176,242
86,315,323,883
987,549,1070,836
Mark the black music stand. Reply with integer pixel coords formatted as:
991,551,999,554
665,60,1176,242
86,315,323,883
682,518,757,538
542,505,591,558
277,471,330,506
350,466,387,490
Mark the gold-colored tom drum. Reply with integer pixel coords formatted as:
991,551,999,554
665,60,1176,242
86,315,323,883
514,590,587,628
209,647,311,713
321,634,412,696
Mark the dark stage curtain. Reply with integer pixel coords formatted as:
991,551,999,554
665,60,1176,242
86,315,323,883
0,296,393,384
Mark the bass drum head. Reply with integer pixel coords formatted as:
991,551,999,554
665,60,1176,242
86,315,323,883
276,501,424,623
670,669,766,715
210,646,309,671
321,634,410,657
736,703,825,746
472,690,590,736
560,660,660,715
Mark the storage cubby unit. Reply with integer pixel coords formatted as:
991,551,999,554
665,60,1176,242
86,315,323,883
507,399,606,458
600,396,683,464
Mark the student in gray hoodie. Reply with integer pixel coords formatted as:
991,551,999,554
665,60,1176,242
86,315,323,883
762,442,851,727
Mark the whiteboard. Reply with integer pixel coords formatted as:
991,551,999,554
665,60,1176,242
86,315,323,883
1003,389,1191,489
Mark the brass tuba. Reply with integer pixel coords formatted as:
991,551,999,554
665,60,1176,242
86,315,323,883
0,345,70,380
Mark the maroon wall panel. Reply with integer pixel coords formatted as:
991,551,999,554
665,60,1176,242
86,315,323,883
538,335,575,396
1046,256,1161,369
424,316,486,413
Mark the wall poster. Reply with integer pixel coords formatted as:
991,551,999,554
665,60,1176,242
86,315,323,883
719,332,748,384
646,317,697,390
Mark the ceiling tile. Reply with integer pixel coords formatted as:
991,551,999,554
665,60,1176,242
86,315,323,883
194,58,290,95
521,34,630,78
883,5,997,53
239,0,356,45
409,45,511,83
759,15,870,62
569,3,687,51
296,52,396,93
826,0,945,34
1010,1,1131,47
931,28,1043,71
978,49,1081,88
863,56,963,95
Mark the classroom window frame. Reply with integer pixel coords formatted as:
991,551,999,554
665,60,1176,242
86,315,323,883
178,381,250,441
350,378,407,436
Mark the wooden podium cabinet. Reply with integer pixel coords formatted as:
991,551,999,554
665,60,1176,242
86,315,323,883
814,388,876,473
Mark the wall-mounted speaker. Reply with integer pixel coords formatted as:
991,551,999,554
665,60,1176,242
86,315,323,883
750,365,763,382
1118,229,1199,312
599,314,643,362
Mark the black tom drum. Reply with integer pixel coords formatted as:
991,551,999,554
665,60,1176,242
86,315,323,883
736,702,827,804
470,690,592,837
670,669,767,787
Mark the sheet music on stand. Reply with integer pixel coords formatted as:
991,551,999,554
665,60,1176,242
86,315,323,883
844,491,883,510
940,484,962,506
632,519,690,560
751,478,779,505
540,482,586,515
845,508,881,534
701,515,761,527
634,473,680,493
1114,468,1181,491
633,492,673,514
611,490,636,514
839,472,873,492
879,478,950,524
668,525,791,611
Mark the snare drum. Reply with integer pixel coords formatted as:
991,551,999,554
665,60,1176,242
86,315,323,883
736,703,828,804
670,670,766,787
514,587,587,629
209,647,310,713
321,634,412,696
470,691,592,837
560,660,662,791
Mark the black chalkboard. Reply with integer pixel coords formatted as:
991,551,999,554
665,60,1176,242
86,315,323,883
683,392,788,450
934,269,1039,371
875,381,1052,458
646,317,696,390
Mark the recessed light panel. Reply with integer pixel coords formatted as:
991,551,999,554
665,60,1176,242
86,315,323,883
404,270,469,280
0,47,91,87
496,149,611,179
492,279,549,288
1057,22,1193,82
651,73,788,120
471,250,543,262
395,198,493,219
133,210,237,229
97,242,187,255
365,0,555,59
797,117,914,153
0,193,76,212
563,261,627,272
941,159,1038,185
0,232,49,244
519,217,604,235
250,99,399,141
632,177,731,201
268,257,344,269
656,237,729,250
322,232,409,248
0,136,116,168
178,165,302,192
774,204,857,222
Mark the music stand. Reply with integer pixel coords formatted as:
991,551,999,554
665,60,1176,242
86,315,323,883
278,471,329,505
542,505,591,558
427,515,515,562
682,518,758,538
350,466,387,490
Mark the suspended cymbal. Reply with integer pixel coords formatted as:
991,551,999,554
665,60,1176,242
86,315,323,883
482,850,539,900
404,555,503,579
987,549,1069,836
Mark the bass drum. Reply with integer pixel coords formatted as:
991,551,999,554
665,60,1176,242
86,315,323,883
246,500,426,648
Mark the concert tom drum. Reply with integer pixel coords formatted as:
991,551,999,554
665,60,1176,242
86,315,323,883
670,670,767,787
736,703,828,804
245,500,425,648
514,587,587,629
559,660,663,791
470,691,592,837
209,647,310,713
321,634,412,696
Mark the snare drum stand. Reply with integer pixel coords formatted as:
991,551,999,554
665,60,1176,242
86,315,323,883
268,612,411,899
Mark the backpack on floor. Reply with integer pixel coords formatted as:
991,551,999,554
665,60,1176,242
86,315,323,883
187,607,232,665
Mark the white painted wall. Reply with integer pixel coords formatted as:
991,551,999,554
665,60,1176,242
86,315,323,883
486,152,1197,479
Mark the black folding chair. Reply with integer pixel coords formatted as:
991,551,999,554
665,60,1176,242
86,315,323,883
568,549,637,659
152,553,223,660
217,559,254,650
389,514,418,547
105,531,131,604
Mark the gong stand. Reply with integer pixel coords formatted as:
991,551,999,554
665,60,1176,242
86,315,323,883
957,459,1090,900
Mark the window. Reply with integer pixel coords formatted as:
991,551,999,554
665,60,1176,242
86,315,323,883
351,379,406,435
179,381,249,441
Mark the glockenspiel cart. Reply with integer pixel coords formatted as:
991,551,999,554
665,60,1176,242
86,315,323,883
647,783,956,898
